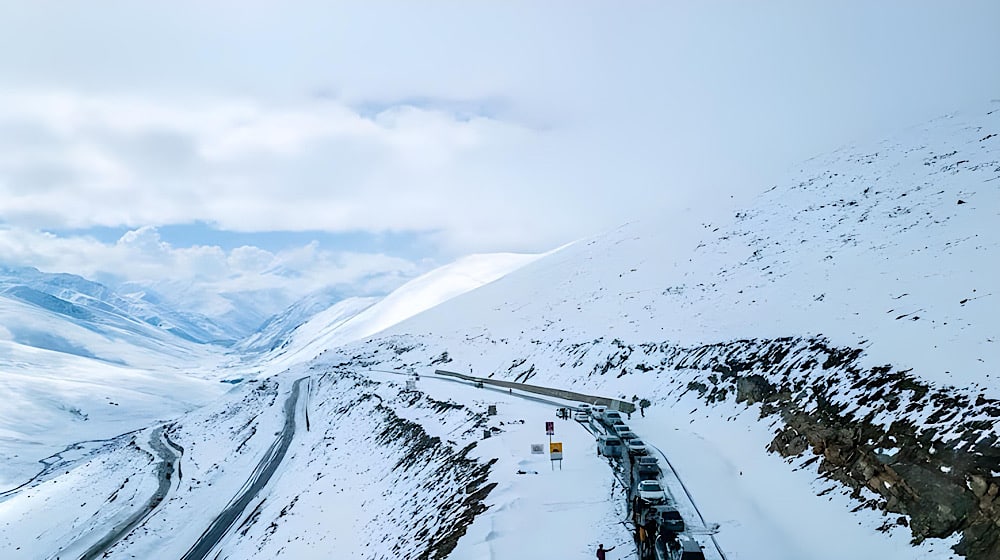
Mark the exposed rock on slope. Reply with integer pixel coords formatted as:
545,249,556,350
336,333,1000,558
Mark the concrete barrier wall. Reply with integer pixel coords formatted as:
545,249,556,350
434,369,636,414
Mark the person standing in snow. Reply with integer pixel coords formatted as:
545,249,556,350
596,543,615,559
639,398,650,417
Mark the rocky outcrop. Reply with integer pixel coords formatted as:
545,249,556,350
351,333,1000,558
669,336,1000,560
374,403,496,560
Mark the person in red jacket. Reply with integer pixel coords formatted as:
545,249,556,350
596,543,616,559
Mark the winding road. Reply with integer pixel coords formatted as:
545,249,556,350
47,426,183,560
180,375,310,560
78,426,182,560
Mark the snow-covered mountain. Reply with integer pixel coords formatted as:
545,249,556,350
360,105,1000,559
1,105,997,560
234,287,373,355
232,252,543,370
116,278,287,342
0,265,239,351
0,266,236,488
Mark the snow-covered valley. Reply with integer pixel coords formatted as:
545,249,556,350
0,104,997,559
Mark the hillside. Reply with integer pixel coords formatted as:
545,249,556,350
0,105,996,560
0,267,233,487
232,252,542,371
362,105,999,558
0,265,239,347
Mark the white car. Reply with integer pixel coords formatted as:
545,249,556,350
603,411,624,425
637,480,668,504
573,410,589,421
626,438,648,456
617,430,639,443
611,422,630,435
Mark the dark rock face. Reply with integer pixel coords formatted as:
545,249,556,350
466,334,998,558
734,374,775,405
653,336,1000,560
374,403,496,560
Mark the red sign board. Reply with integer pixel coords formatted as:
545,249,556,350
545,421,554,435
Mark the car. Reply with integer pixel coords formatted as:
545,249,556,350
627,438,648,456
603,411,623,424
611,422,630,435
577,403,592,412
651,505,685,533
617,430,639,443
597,435,623,457
637,480,668,504
573,410,589,421
636,456,659,466
676,535,706,560
633,459,661,481
591,405,608,418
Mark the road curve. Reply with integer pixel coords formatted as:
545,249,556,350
65,426,181,560
180,376,309,560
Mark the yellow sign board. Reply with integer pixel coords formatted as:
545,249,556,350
550,441,564,469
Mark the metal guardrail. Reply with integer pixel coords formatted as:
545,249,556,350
434,369,636,414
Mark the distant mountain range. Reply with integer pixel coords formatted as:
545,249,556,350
0,264,237,364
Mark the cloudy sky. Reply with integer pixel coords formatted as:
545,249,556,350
0,1,998,319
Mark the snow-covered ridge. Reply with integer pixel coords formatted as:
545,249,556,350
0,264,237,347
238,252,542,370
390,107,999,389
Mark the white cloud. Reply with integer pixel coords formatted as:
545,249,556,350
0,225,419,320
0,90,574,252
0,1,997,258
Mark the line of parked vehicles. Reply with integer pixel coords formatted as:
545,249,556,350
570,403,707,560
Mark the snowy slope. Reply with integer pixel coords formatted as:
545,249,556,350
238,252,542,370
235,291,378,355
394,108,999,388
0,337,223,488
0,267,231,488
353,105,998,558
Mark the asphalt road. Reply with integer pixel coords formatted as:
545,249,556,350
180,376,309,560
53,426,181,560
